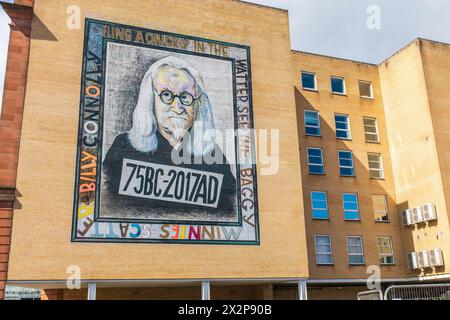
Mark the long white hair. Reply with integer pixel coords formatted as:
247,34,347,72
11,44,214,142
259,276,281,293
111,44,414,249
128,56,215,156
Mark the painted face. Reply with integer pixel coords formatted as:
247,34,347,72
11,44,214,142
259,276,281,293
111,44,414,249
153,66,198,146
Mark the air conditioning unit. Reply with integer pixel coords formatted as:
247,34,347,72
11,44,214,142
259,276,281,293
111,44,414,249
417,250,431,268
402,209,413,226
422,203,437,221
411,207,424,224
407,252,419,270
428,248,444,267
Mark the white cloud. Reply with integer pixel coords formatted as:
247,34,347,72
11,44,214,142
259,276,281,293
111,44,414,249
245,0,450,63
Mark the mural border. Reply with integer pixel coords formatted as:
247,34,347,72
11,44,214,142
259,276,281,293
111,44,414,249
71,18,260,245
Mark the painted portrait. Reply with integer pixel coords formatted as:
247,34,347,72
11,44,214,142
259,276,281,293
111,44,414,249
73,19,259,244
99,43,239,224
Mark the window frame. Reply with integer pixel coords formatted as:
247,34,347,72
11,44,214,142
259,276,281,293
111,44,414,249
334,113,351,140
307,147,325,175
301,71,318,91
372,194,390,223
338,150,355,177
377,236,395,265
358,80,374,99
331,76,346,95
342,193,360,221
368,153,384,179
304,110,321,136
315,235,334,265
311,191,329,220
363,117,380,143
347,236,365,265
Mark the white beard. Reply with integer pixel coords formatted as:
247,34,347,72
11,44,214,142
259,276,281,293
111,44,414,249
159,115,189,148
170,118,188,141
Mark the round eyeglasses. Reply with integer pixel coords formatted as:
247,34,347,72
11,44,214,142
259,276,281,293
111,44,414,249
158,90,200,107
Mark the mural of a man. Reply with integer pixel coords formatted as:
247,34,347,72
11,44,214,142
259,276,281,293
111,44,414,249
102,56,237,221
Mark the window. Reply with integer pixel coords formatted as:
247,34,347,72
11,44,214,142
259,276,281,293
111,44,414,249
338,151,355,177
307,147,324,175
342,193,360,220
311,192,328,220
335,114,351,139
359,81,373,99
301,72,317,91
304,110,321,136
331,76,346,94
368,153,384,179
315,235,333,265
377,237,395,265
373,195,389,222
347,236,365,265
363,117,379,143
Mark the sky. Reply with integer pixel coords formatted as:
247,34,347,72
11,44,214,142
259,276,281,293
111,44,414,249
0,2,11,110
246,0,450,62
0,0,449,109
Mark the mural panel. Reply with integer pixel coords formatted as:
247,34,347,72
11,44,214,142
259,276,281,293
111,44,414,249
72,19,259,244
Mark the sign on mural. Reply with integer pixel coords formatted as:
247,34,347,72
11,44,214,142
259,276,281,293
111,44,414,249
72,19,259,244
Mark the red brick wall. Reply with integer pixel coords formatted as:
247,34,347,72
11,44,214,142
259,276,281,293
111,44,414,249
0,2,33,300
15,1,34,7
0,197,14,300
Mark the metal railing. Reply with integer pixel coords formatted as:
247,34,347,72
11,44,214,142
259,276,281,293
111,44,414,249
384,283,450,300
4,286,41,300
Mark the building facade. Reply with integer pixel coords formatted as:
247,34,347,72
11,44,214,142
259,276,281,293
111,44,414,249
293,38,450,298
0,0,449,300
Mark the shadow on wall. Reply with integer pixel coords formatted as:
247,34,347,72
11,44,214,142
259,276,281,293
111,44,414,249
30,14,57,41
6,10,58,40
13,188,22,209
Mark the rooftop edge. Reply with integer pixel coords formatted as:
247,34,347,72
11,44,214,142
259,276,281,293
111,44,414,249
292,50,378,66
294,37,450,67
232,0,288,13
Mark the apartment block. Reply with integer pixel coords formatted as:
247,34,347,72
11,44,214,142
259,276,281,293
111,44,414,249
293,39,450,298
0,0,449,300
294,51,406,281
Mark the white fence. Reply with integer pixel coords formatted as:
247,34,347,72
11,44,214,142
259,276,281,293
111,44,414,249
384,283,450,300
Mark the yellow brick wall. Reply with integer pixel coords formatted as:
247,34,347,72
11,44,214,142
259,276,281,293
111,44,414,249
416,40,450,274
7,0,450,288
379,39,450,276
7,0,308,282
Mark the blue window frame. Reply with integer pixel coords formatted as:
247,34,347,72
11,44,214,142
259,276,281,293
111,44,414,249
335,114,351,139
343,193,360,220
307,147,324,175
311,192,328,219
338,150,355,176
301,72,317,91
331,76,346,94
304,110,321,136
